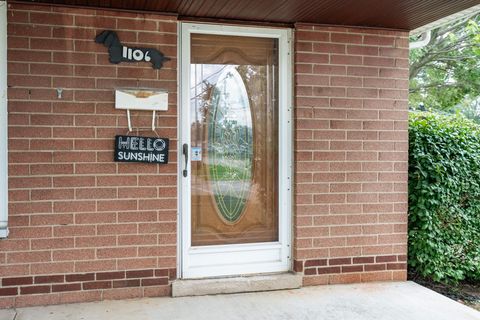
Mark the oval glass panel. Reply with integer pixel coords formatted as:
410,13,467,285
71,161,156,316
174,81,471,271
207,67,253,223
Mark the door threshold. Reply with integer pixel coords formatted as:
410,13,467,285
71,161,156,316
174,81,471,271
172,272,302,297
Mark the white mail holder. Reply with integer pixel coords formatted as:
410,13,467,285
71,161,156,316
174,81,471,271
115,89,168,132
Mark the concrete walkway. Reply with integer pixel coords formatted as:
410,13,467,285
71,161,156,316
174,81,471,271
2,281,480,320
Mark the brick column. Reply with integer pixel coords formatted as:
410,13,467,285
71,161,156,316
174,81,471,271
293,24,409,285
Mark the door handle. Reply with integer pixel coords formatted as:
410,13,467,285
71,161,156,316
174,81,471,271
182,143,188,177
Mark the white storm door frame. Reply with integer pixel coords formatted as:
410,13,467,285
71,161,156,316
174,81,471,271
0,1,9,239
178,22,293,279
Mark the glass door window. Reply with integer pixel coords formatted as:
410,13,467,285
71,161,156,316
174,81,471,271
190,34,279,246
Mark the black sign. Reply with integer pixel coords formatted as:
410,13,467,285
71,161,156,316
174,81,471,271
95,30,170,69
115,135,169,164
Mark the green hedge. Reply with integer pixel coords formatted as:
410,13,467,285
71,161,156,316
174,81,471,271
409,112,480,283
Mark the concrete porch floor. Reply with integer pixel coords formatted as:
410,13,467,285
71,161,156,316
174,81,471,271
2,281,480,320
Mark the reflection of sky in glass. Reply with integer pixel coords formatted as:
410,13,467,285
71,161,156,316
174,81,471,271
213,67,252,129
190,64,252,131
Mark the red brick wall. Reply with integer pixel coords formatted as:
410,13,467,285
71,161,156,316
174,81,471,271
293,24,409,285
1,3,177,307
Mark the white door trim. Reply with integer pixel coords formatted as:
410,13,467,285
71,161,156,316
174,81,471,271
178,22,293,279
0,1,9,239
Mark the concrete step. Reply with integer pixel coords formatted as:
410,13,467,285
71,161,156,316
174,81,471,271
172,272,302,297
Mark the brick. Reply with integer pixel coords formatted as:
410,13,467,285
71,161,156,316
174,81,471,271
329,204,361,214
296,30,329,42
30,12,74,25
97,247,138,259
75,236,117,248
362,245,394,255
365,264,386,271
53,52,96,65
65,273,94,282
376,255,397,263
297,53,329,64
329,273,362,284
353,257,375,264
331,33,362,44
113,279,141,288
313,43,345,54
141,278,169,286
331,54,362,65
8,225,53,239
342,265,363,273
31,262,74,275
347,66,378,77
97,224,138,235
20,285,51,295
118,258,158,270
53,176,95,188
75,260,116,273
347,235,377,246
330,120,361,129
118,235,157,246
83,281,112,290
118,187,158,199
7,251,51,264
317,266,341,275
0,265,30,278
329,258,351,266
15,293,61,308
294,260,304,272
304,268,317,275
363,35,394,46
303,275,329,286
0,240,29,252
126,269,154,279
54,226,95,237
30,140,73,151
0,287,18,296
2,276,33,286
97,176,138,187
347,45,379,56
8,33,30,49
97,200,138,212
329,247,362,258
96,271,126,281
364,56,395,67
76,188,117,200
138,246,176,257
53,249,95,261
30,64,73,76
30,164,74,176
54,200,96,213
34,275,65,284
387,263,407,270
75,15,116,29
31,189,74,201
52,283,82,292
392,270,407,281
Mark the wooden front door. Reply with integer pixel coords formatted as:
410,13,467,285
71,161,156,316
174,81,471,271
180,23,292,278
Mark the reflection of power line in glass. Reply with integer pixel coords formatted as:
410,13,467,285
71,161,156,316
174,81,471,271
190,64,229,100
